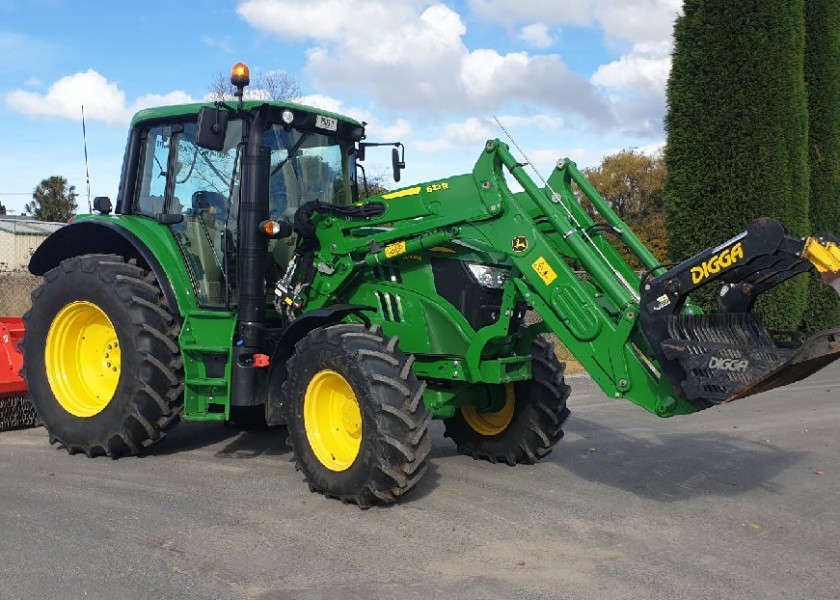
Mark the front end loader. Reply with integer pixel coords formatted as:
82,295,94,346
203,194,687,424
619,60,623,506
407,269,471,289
20,64,840,507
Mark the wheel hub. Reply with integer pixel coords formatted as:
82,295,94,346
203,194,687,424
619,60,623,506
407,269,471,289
45,301,121,418
461,383,516,436
303,369,362,471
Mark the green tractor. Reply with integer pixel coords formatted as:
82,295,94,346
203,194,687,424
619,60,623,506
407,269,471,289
22,65,840,507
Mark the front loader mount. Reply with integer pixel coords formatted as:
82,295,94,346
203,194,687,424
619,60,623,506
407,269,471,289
640,218,840,409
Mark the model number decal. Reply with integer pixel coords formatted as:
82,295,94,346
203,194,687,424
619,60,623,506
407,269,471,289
426,182,449,193
315,114,338,131
691,242,745,284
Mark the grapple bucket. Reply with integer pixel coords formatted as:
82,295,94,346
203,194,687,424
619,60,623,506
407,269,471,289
0,317,37,431
640,219,840,410
659,314,840,405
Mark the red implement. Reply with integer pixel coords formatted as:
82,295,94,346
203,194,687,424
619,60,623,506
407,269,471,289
0,317,27,397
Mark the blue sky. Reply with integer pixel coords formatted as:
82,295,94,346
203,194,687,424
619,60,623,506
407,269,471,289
0,0,681,215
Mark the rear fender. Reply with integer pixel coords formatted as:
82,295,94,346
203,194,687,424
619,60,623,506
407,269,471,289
29,220,180,315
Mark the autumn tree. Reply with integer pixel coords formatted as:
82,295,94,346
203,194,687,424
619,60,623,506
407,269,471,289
583,149,668,266
26,176,77,222
665,0,810,329
801,0,840,331
358,171,391,200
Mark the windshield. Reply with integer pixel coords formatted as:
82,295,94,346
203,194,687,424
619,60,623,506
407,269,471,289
264,124,353,220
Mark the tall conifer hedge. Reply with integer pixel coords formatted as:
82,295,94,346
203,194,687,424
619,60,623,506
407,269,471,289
665,0,810,329
802,0,840,331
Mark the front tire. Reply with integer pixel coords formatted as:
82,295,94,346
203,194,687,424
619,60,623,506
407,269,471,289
22,254,183,457
282,324,430,507
444,339,571,465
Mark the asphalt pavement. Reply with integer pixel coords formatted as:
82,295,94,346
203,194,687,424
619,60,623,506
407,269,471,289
1,364,838,600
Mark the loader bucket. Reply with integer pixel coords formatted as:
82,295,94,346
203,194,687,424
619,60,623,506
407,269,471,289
0,317,38,431
659,314,840,406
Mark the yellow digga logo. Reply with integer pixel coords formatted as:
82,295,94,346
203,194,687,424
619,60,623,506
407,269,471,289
691,242,745,284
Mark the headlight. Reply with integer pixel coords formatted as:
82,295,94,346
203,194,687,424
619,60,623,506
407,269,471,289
466,263,510,289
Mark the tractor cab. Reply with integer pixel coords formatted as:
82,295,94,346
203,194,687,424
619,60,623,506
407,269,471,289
121,85,365,310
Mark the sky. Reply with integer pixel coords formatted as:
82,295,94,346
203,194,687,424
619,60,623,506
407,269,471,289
0,0,682,215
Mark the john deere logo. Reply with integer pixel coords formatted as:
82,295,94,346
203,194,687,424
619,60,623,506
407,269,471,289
512,236,529,253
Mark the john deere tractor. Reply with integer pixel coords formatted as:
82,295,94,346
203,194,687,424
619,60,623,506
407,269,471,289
22,64,840,507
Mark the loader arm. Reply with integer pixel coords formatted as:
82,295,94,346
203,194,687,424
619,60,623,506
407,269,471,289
280,139,840,418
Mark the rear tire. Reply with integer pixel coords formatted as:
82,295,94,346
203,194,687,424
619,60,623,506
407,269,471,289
282,324,430,507
443,338,571,465
22,254,183,457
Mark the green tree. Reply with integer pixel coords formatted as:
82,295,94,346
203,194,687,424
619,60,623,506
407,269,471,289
0,199,6,215
583,149,669,266
26,176,78,222
665,0,810,329
801,0,840,331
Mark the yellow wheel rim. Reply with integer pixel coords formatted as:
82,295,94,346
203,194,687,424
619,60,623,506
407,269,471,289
461,383,516,436
45,301,121,418
304,370,362,471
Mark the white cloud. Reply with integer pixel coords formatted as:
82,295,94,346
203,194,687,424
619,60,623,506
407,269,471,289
468,0,681,45
519,23,554,49
592,41,671,92
443,117,494,146
5,70,195,126
298,93,412,141
237,0,612,124
495,113,565,130
414,139,455,154
297,93,344,114
592,41,672,137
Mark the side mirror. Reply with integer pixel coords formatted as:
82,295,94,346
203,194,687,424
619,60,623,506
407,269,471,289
157,213,184,225
392,147,405,183
196,106,229,151
92,196,112,215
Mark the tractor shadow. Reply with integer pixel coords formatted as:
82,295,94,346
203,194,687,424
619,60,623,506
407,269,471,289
149,420,444,504
149,421,290,459
553,415,804,502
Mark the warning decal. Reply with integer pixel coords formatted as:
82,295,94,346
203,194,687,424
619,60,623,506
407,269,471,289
532,256,557,285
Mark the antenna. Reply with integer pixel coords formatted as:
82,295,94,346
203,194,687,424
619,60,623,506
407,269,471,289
81,105,92,213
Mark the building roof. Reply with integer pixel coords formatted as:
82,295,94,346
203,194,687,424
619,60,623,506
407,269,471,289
0,217,64,236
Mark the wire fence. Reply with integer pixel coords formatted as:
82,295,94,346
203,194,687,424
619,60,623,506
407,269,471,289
0,218,63,316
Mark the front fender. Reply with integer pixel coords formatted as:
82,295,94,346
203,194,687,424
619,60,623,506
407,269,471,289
263,304,374,425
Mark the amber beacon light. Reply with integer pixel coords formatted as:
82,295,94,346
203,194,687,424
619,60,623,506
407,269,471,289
231,62,250,88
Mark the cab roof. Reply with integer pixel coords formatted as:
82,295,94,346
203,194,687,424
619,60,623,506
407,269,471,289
130,100,363,129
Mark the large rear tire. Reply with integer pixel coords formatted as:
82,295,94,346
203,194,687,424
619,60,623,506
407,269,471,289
22,254,183,457
282,324,430,507
444,339,571,465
